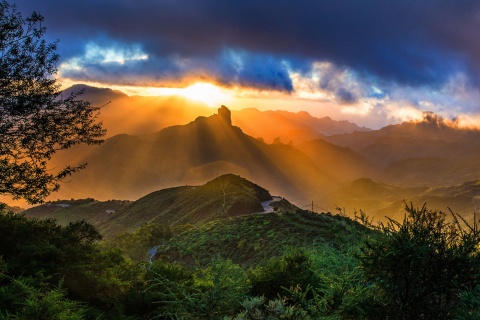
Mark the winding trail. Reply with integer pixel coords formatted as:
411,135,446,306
260,196,283,213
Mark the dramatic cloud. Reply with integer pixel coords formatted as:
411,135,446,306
13,0,480,124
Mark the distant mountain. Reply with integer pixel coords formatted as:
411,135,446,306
63,84,128,104
232,108,371,145
323,113,480,187
64,85,372,143
62,84,214,137
48,106,335,204
326,178,480,222
297,139,376,181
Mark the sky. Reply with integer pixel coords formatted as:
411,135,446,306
12,0,480,128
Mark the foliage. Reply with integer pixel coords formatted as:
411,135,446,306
0,0,105,203
359,203,480,319
248,248,317,299
147,257,249,319
0,210,101,279
104,222,177,261
159,211,369,266
0,210,144,318
0,269,86,320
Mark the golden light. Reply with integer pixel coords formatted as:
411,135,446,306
179,82,231,106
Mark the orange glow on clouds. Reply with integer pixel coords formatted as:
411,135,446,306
60,79,232,107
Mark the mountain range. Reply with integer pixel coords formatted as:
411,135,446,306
22,85,479,222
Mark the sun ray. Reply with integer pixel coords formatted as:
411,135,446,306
179,82,231,106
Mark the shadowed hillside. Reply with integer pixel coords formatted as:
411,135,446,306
48,106,335,204
22,198,132,230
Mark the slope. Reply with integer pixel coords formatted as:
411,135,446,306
155,209,370,267
102,174,273,234
24,174,299,237
297,138,376,181
326,178,480,222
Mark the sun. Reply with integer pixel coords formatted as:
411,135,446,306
180,82,231,106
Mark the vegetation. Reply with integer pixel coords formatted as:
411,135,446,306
157,209,368,266
0,0,105,203
359,203,480,319
2,200,480,319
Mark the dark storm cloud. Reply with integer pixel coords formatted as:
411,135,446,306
12,0,480,91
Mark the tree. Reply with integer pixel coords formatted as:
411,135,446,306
0,0,105,203
360,203,480,319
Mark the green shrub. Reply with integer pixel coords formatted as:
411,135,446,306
360,203,480,319
249,248,317,299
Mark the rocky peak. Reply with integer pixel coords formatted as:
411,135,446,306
218,105,232,125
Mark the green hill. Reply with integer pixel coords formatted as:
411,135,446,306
155,209,370,267
103,174,273,234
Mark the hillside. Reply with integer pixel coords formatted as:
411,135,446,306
100,174,274,234
326,178,480,222
323,114,480,187
155,209,370,267
297,138,376,181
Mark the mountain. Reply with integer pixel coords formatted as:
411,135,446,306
323,113,480,187
326,178,480,222
232,108,371,145
47,106,336,204
297,139,376,181
64,85,371,143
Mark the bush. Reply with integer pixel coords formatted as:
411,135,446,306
148,257,249,319
248,248,316,299
360,203,480,319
